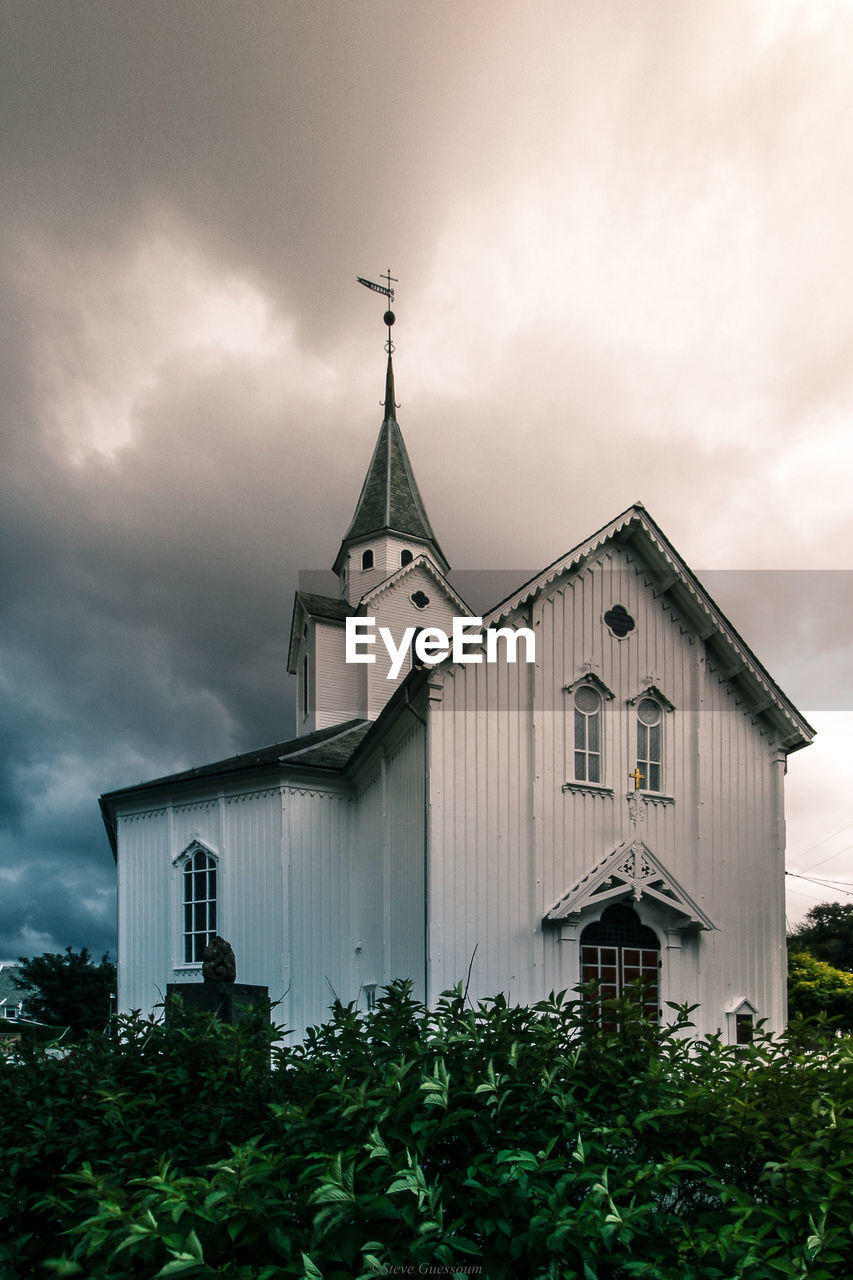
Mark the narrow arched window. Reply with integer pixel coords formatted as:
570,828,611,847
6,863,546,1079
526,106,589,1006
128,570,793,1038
361,549,374,570
183,849,217,963
574,686,602,783
400,549,413,566
636,698,662,792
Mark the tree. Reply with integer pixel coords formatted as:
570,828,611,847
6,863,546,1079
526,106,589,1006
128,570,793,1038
787,948,853,1029
13,946,116,1038
789,901,853,971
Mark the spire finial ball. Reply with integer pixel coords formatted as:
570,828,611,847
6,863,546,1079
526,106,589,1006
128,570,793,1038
383,310,395,327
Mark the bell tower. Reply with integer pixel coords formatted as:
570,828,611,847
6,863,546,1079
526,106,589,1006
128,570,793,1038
287,276,462,735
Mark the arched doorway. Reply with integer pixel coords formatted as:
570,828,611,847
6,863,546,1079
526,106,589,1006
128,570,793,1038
580,903,661,1026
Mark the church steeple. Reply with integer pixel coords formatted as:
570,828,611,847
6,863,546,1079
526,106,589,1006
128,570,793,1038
333,301,449,594
383,350,396,423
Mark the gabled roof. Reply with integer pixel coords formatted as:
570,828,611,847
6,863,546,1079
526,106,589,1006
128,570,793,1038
545,837,716,932
333,355,448,574
485,503,814,754
358,552,471,614
287,590,355,673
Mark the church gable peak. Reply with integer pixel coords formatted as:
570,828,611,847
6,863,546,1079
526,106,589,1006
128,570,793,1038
545,838,715,932
485,503,813,753
358,553,469,614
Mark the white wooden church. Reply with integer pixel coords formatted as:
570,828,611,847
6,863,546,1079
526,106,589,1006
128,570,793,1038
101,341,813,1041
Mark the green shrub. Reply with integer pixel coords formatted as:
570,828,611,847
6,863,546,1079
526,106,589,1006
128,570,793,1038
2,984,853,1278
788,949,853,1030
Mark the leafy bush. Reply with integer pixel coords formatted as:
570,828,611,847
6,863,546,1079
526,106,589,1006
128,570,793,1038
2,983,853,1278
788,950,853,1030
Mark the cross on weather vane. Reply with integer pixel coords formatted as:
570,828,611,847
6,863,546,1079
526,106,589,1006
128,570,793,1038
356,269,398,353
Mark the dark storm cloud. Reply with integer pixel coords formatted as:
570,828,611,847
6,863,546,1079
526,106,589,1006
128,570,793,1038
0,1,486,343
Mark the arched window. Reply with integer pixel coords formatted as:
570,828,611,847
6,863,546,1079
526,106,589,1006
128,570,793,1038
361,549,374,570
183,848,217,963
400,549,413,566
636,698,662,792
580,904,660,1027
574,685,602,783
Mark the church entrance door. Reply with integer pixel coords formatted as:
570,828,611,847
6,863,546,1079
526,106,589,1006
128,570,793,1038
580,903,661,1027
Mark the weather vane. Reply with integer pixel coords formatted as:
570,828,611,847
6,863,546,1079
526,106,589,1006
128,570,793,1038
357,269,398,353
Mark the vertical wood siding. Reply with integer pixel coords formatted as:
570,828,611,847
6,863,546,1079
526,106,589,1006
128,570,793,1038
427,649,536,1005
383,725,427,1000
366,565,461,719
314,621,360,729
117,788,285,1017
427,545,788,1036
284,786,353,1039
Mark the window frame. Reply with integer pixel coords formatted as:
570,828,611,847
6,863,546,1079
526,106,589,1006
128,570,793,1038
182,847,218,964
635,696,663,793
361,548,374,570
173,839,220,970
573,684,603,785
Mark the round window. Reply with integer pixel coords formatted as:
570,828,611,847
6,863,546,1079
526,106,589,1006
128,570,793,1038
637,698,661,726
574,686,601,715
411,591,430,609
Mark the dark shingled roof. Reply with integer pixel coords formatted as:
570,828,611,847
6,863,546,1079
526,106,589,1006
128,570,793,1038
99,720,373,857
334,355,448,573
343,414,436,544
292,592,353,623
278,721,372,768
102,719,370,796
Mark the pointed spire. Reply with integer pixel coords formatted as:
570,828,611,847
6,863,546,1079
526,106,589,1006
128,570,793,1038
383,352,396,422
333,336,449,577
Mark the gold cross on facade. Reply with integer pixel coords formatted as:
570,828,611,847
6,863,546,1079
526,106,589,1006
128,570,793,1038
628,767,645,791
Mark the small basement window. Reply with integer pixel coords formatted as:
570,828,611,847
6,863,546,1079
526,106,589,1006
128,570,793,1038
736,1014,754,1045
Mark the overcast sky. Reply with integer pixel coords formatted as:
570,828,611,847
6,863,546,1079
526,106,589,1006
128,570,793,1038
2,0,852,963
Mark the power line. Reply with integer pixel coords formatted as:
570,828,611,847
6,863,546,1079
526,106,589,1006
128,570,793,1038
786,871,853,898
802,840,853,875
794,819,853,872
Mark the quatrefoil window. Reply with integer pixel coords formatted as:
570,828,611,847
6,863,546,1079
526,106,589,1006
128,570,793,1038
604,605,635,638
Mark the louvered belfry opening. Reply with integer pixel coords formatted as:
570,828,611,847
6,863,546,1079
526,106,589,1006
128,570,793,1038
580,903,661,1027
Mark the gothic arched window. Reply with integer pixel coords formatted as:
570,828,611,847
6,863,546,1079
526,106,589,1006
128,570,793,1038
573,685,602,783
636,697,662,792
183,848,217,963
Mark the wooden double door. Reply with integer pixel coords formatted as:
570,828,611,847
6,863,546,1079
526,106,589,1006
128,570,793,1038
580,903,661,1025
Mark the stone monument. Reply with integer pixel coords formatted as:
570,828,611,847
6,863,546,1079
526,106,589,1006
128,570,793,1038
166,936,269,1025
